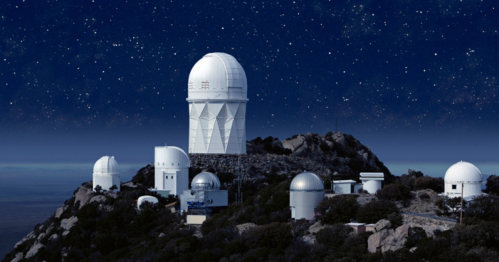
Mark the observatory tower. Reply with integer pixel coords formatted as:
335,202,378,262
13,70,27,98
187,52,248,154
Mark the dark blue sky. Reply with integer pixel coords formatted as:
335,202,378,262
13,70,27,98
1,0,498,163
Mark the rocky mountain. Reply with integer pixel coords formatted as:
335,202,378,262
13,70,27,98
190,131,393,188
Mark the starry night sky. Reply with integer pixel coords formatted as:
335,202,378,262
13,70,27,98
1,0,499,163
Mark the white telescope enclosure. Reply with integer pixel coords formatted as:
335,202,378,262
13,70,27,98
154,146,190,196
137,195,159,210
93,156,120,192
444,161,483,199
290,172,325,220
187,52,248,154
360,172,384,194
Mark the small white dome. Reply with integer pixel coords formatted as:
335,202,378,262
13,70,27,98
187,52,247,101
137,195,159,210
191,172,221,190
444,161,482,183
290,172,324,191
93,156,119,175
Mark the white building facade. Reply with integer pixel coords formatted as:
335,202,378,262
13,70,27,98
93,156,120,192
444,161,483,199
187,52,248,154
360,172,384,194
290,172,325,220
180,172,228,213
154,146,190,196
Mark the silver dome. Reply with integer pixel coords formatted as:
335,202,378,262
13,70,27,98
290,172,324,192
191,172,221,190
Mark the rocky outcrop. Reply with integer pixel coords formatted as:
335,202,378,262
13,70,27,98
90,195,107,203
25,243,44,259
401,213,456,237
11,252,23,262
75,186,93,209
60,216,78,231
368,220,411,253
401,189,440,213
54,206,66,218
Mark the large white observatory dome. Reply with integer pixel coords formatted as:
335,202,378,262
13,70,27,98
191,172,221,190
93,156,119,175
444,161,483,199
93,156,120,192
444,161,482,183
290,172,325,220
187,52,247,101
290,172,325,191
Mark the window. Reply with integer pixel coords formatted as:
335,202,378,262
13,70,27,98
201,81,209,89
188,82,194,89
171,176,173,179
171,163,174,166
165,176,168,179
452,184,456,189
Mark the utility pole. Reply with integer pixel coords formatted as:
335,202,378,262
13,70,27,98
460,183,464,225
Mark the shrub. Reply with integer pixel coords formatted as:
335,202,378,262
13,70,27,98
316,195,360,224
414,176,444,192
486,175,499,195
316,224,353,249
356,199,399,224
376,184,411,202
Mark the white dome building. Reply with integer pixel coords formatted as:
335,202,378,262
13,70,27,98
93,156,120,192
137,195,159,210
290,172,325,220
444,161,483,199
180,172,228,213
187,52,248,154
154,146,190,196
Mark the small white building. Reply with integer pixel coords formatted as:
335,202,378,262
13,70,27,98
360,172,384,194
180,172,228,213
290,172,325,220
137,195,159,210
444,161,483,199
332,180,356,194
154,146,190,196
93,156,120,192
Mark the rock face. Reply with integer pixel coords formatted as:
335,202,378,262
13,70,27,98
368,222,411,253
374,219,391,232
190,132,393,187
90,195,107,203
401,213,456,237
401,189,440,213
61,216,79,231
75,186,93,209
55,206,65,218
25,243,44,259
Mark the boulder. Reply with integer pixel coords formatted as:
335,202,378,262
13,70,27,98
49,234,59,241
62,231,70,236
381,224,410,252
11,252,23,262
25,243,44,259
368,224,411,253
374,219,391,232
89,195,107,203
55,206,65,218
333,133,347,147
282,135,307,154
60,216,78,231
75,187,93,209
368,228,394,253
37,233,46,240
158,233,165,238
